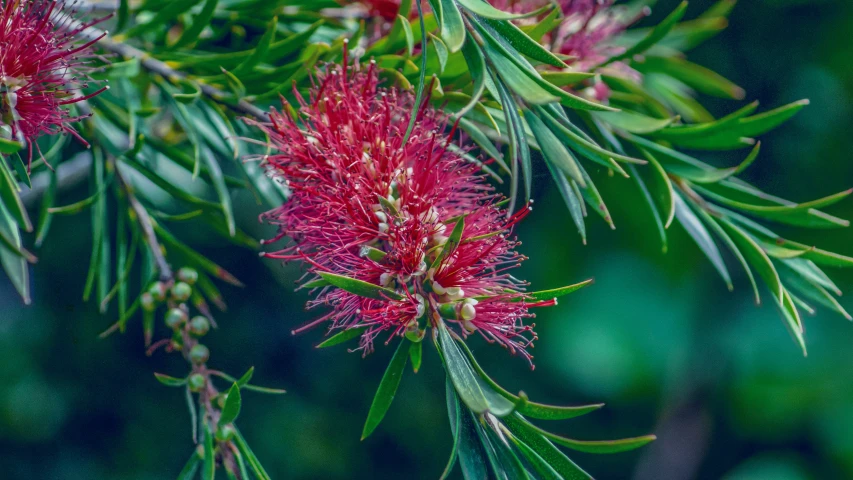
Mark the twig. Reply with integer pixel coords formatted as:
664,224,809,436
115,164,173,280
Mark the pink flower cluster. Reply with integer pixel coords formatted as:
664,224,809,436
251,57,553,365
0,1,107,161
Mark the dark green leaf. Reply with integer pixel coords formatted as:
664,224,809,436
608,1,688,64
503,414,591,480
362,340,412,439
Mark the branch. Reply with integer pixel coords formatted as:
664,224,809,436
115,164,173,281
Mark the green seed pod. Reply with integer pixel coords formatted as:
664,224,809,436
189,316,210,337
140,292,156,312
189,344,210,364
188,373,206,392
165,308,188,330
177,267,199,285
147,281,167,302
171,282,192,302
216,424,236,442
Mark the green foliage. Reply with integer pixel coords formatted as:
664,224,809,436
1,0,850,478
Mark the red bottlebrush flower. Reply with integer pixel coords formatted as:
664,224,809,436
0,0,109,162
248,56,547,365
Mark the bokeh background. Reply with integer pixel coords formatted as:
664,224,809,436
2,0,853,478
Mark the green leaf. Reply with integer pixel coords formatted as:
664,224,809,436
630,163,668,252
454,339,603,421
154,373,188,387
219,382,243,426
608,1,688,64
410,341,423,373
120,0,203,39
362,340,412,439
438,0,466,52
172,0,219,49
236,367,255,388
233,428,271,480
152,223,244,287
457,0,549,20
503,414,591,480
316,327,367,348
699,186,851,229
479,16,567,68
441,379,462,480
513,413,656,454
431,216,465,268
505,429,562,480
457,39,489,118
0,156,32,232
34,168,57,247
673,193,733,290
595,110,674,134
317,272,405,301
0,197,30,304
637,55,745,100
514,279,594,303
474,414,530,480
429,33,449,73
202,419,215,480
696,208,761,305
177,451,202,480
545,161,586,242
437,323,515,416
0,137,23,154
525,109,585,187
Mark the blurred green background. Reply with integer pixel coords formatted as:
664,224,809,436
2,0,853,478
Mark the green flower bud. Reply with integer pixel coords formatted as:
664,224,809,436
189,316,210,337
177,267,199,285
147,281,167,302
188,373,206,392
140,292,156,312
171,282,192,302
216,424,236,442
165,308,188,330
189,344,210,364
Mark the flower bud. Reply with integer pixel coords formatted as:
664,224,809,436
147,281,168,302
177,267,199,285
216,424,236,442
165,308,188,330
189,316,210,337
141,292,156,312
171,282,192,302
188,373,206,392
189,344,210,364
460,303,477,321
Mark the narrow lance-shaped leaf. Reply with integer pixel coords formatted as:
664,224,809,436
317,272,405,301
219,383,243,426
361,339,412,439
